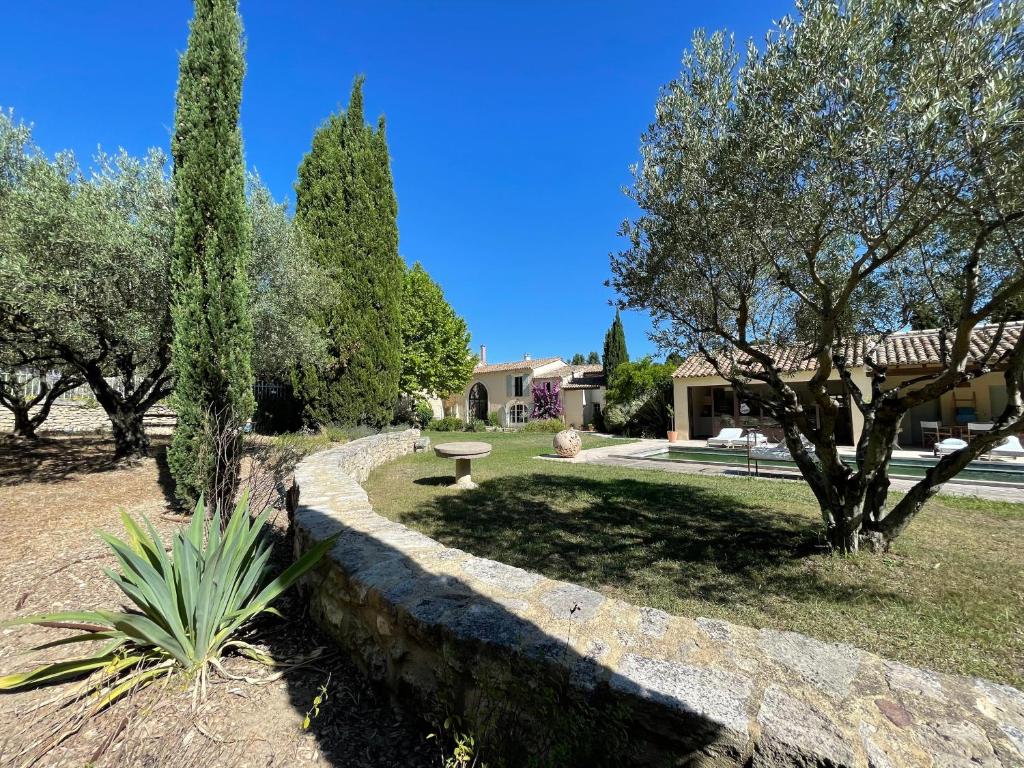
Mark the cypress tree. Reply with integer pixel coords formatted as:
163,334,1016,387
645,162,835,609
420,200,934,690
167,0,254,512
602,309,629,379
294,77,402,426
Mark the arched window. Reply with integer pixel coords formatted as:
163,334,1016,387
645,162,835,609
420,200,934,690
508,402,529,425
468,383,488,421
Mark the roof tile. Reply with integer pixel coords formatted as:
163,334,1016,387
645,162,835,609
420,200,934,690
673,322,1022,378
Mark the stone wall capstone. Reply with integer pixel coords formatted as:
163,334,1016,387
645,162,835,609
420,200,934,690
290,431,1024,766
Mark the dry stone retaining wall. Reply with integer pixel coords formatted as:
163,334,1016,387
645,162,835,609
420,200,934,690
0,401,176,435
291,430,1024,766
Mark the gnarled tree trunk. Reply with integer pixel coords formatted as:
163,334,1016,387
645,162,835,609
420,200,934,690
0,372,83,440
109,408,150,460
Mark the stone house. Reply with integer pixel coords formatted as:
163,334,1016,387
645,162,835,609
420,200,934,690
447,347,606,428
672,321,1022,446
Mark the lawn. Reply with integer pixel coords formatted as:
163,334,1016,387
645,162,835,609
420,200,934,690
365,431,1024,688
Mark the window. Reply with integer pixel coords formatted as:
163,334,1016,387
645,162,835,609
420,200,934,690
544,381,552,392
509,403,528,424
514,376,524,397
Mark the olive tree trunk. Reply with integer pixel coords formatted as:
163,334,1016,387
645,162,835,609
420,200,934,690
0,372,83,440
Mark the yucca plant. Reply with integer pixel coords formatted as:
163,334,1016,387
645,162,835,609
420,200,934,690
0,494,336,709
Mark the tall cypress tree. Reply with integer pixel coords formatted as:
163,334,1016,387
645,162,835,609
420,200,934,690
602,309,629,379
294,77,402,426
167,0,254,511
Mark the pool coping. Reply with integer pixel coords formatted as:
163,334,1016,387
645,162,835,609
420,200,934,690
625,446,1024,490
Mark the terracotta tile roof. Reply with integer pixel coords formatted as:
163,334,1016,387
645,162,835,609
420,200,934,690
672,321,1023,378
560,365,606,390
473,356,562,374
543,363,603,380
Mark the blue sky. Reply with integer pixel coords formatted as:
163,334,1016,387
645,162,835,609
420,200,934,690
2,0,792,364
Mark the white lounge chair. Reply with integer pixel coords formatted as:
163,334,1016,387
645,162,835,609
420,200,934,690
707,427,745,448
934,438,968,456
744,431,770,448
751,434,816,461
991,435,1024,460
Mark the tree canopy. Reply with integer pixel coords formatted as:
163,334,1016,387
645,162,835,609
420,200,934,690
400,262,474,399
167,0,254,510
247,175,326,381
603,357,674,436
612,0,1024,551
0,111,176,457
602,310,629,377
294,77,403,427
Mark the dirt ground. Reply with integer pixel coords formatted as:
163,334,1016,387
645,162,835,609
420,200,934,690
0,435,435,768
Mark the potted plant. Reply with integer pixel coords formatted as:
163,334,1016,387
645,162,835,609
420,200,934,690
666,404,678,443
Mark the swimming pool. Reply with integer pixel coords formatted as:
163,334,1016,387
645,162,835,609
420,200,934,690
642,446,1024,487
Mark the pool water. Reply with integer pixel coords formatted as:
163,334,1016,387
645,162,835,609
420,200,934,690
644,447,1024,487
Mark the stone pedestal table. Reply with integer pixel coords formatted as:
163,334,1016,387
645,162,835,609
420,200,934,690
433,441,492,489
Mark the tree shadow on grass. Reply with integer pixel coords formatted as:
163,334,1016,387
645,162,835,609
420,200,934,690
399,472,908,612
267,502,733,767
413,475,452,487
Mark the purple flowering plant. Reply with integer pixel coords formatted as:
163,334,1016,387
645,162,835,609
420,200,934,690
531,381,563,419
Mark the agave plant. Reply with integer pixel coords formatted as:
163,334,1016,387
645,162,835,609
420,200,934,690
0,494,336,709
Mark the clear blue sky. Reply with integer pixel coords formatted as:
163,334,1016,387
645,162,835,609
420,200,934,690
2,0,792,365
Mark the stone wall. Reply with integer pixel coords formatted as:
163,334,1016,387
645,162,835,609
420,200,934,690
0,402,176,435
291,431,1024,766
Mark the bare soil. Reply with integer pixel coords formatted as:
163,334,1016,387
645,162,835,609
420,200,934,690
0,435,434,768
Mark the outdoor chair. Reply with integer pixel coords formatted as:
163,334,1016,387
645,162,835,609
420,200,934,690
967,422,994,441
707,427,745,448
991,435,1024,460
919,420,951,449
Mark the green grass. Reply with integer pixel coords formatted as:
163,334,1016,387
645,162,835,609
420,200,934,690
365,431,1024,687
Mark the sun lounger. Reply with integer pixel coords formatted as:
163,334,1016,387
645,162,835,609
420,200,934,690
934,438,968,456
707,427,745,448
991,435,1024,459
750,434,816,460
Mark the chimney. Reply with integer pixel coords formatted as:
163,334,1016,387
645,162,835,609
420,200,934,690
479,345,487,365
524,353,531,361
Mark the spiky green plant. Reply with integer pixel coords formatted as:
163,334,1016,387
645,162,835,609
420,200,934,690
0,495,336,708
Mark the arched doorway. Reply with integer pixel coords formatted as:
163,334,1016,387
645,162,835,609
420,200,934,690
468,383,488,421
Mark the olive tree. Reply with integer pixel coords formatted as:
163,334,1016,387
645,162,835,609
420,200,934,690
247,175,326,381
0,336,84,439
612,0,1023,552
0,112,175,458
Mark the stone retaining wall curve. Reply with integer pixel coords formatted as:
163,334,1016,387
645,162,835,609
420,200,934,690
290,430,1024,766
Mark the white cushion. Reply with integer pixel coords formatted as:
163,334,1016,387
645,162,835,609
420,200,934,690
935,438,968,455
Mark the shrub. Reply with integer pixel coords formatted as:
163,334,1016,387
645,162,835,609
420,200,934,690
486,410,502,428
393,396,435,429
0,495,337,705
465,419,488,432
530,382,563,420
604,357,674,435
428,416,464,432
521,418,564,433
415,400,435,428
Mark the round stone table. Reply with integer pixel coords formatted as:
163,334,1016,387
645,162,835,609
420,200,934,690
434,441,492,489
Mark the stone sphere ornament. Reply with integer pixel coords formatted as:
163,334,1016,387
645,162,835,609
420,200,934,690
553,429,582,458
